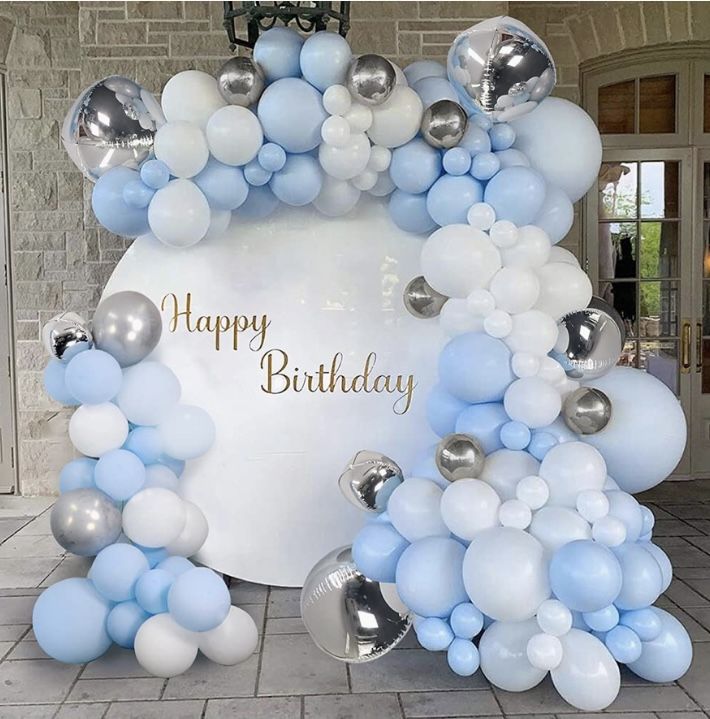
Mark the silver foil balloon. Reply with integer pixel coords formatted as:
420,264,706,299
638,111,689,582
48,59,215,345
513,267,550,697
42,311,93,361
216,56,265,107
346,54,396,106
562,386,612,435
339,450,403,513
553,297,625,380
435,433,485,481
301,545,411,662
50,488,122,557
421,100,468,149
92,291,162,367
447,16,556,120
62,75,164,182
403,276,448,319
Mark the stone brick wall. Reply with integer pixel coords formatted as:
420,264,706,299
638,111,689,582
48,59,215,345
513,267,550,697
1,1,706,495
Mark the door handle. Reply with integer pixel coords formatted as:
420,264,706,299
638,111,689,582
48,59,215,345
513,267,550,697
698,322,703,373
681,320,691,373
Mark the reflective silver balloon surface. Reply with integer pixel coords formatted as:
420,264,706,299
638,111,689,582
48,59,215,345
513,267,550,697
216,56,265,107
301,545,412,662
346,54,396,106
403,276,448,319
42,311,93,361
339,450,403,513
562,386,612,435
421,99,468,149
435,433,486,481
62,75,164,182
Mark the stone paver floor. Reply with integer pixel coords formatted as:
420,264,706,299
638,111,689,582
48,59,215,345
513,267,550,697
0,484,709,718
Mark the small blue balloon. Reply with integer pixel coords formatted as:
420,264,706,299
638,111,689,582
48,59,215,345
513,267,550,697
299,31,352,92
389,138,442,194
89,543,150,602
489,123,516,151
613,543,664,611
454,402,508,455
459,124,491,155
64,349,122,405
270,153,322,206
495,148,530,168
484,166,546,226
389,190,437,234
447,637,480,676
427,383,469,437
410,445,448,488
244,159,272,187
258,143,287,172
450,602,484,639
237,185,280,219
403,60,447,86
158,556,195,577
352,522,409,583
107,600,150,649
605,624,642,664
122,179,154,209
470,114,493,131
527,430,557,460
253,26,304,83
140,159,170,189
470,152,500,181
640,506,655,536
94,449,146,502
412,76,458,108
194,159,249,210
500,421,531,451
168,567,231,632
92,167,150,237
427,175,482,226
532,184,573,245
140,545,170,569
582,605,619,632
135,568,174,615
154,454,186,478
44,360,79,405
442,147,471,176
59,457,97,493
416,617,454,651
124,427,163,465
620,607,662,642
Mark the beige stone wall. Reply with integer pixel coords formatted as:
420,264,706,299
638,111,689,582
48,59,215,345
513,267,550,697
1,1,707,495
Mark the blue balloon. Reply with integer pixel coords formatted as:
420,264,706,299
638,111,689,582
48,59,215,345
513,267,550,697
640,506,655,536
484,166,546,226
500,421,531,451
154,454,186,478
427,175,482,226
412,76,458,108
439,332,514,403
426,383,469,437
269,153,322,206
442,148,471,176
605,624,642,664
606,490,644,542
122,179,154,209
158,556,195,576
495,148,530,168
299,31,352,92
253,26,304,83
389,139,442,194
94,449,146,502
450,602,484,639
396,537,468,618
454,402,508,454
92,167,150,237
352,522,409,583
410,445,448,488
44,360,79,405
124,427,163,465
140,545,170,569
168,567,231,632
447,637,480,676
33,577,112,663
613,543,664,611
416,616,454,651
470,114,492,132
243,160,272,187
459,124,491,155
64,349,122,405
470,152,500,181
527,430,557,460
582,605,619,632
532,185,573,245
489,123,516,151
258,143,287,172
107,600,150,649
389,190,437,234
140,159,170,189
59,457,97,493
237,185,280,219
89,543,149,602
257,78,327,153
549,539,623,613
403,60,447,86
641,542,672,592
135,568,174,615
194,159,249,210
620,608,662,641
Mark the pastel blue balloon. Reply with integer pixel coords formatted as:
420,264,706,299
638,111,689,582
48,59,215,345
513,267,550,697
237,185,280,219
33,577,112,663
92,167,150,237
253,26,304,83
65,349,122,405
94,449,146,502
396,537,468,618
439,332,514,403
427,175,482,226
459,124,491,155
194,159,249,210
470,152,500,181
403,60,446,86
442,147,471,176
257,78,327,153
613,543,664,610
582,605,619,632
416,617,454,651
410,445,448,488
454,402,508,454
44,360,79,405
640,506,655,536
352,522,409,583
269,153,322,206
470,114,492,132
107,600,150,649
620,608,662,642
168,567,231,632
140,545,170,569
135,568,174,614
500,421,531,451
157,556,195,577
447,637,480,676
489,123,516,151
299,31,352,91
244,160,272,187
122,179,154,209
140,159,170,189
389,190,437,234
450,602,484,639
412,76,458,108
606,490,643,542
605,624,643,664
641,542,672,591
124,427,163,465
484,166,546,226
427,383,469,437
89,543,149,602
495,148,530,168
389,139,442,194
154,454,185,477
533,184,573,244
549,539,623,613
258,142,287,172
528,431,560,460
59,457,97,493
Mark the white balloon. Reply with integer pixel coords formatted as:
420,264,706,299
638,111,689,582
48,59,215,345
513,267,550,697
535,262,593,319
576,489,609,523
144,464,179,492
499,498,532,529
323,84,351,116
134,613,198,678
165,500,209,557
592,516,627,547
352,169,378,192
490,267,540,314
198,606,259,665
536,356,566,386
536,599,572,636
505,310,559,356
321,115,351,147
153,122,208,179
148,179,210,248
344,102,373,133
161,70,226,129
69,402,128,458
512,353,541,379
463,527,550,621
515,475,549,509
466,288,495,316
368,172,396,197
313,176,361,217
440,479,501,540
548,246,579,265
489,220,518,248
501,225,551,268
388,478,448,542
122,487,187,548
206,106,263,166
527,632,562,670
480,449,539,501
439,299,484,337
606,490,643,541
318,132,371,180
551,630,620,711
367,85,423,148
529,506,591,554
368,145,392,172
467,202,496,231
483,309,512,339
204,209,232,240
539,441,606,507
504,377,561,429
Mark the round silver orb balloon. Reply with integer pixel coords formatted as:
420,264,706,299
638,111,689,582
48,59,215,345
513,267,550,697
435,433,486,482
446,16,556,119
339,450,403,513
421,100,468,149
346,54,396,106
92,291,162,367
51,488,122,557
216,56,265,107
301,545,411,662
62,75,164,182
562,386,612,435
403,276,448,319
553,296,625,380
41,311,93,361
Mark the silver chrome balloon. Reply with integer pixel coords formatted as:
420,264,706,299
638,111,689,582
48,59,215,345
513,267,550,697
403,276,448,319
339,450,403,513
216,56,265,107
421,99,468,149
435,433,486,482
553,297,625,380
346,54,396,106
301,545,412,662
562,386,612,435
92,291,162,367
50,488,122,557
42,311,93,361
446,16,556,119
62,75,164,182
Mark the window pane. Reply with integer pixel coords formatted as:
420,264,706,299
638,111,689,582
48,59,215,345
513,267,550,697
600,162,637,219
640,75,675,133
606,281,637,337
640,222,679,278
618,339,638,368
702,339,710,394
639,280,678,337
598,80,635,134
639,340,678,394
599,222,637,280
640,161,678,218
704,75,710,134
703,283,710,335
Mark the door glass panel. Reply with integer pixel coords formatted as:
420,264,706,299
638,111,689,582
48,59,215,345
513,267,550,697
600,162,637,218
639,340,678,394
702,340,710,394
598,80,635,134
703,163,710,395
609,281,637,337
704,75,710,134
640,161,678,218
639,75,676,133
640,222,679,278
599,222,637,281
639,280,678,336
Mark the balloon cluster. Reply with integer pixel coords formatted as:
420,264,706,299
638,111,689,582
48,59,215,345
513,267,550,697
34,292,258,677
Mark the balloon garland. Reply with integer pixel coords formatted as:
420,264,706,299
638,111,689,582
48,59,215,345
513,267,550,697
36,14,691,704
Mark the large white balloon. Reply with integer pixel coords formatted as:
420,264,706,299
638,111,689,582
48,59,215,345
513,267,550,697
504,377,561,429
539,441,606,507
206,106,263,167
500,225,551,268
318,132,371,180
161,70,226,129
505,310,559,356
134,613,198,678
69,402,128,458
440,479,501,540
511,97,602,202
154,122,209,179
535,263,593,319
490,267,540,314
148,180,210,248
165,500,209,557
480,449,539,501
529,506,591,554
368,86,423,148
388,477,449,542
122,487,187,548
198,606,259,665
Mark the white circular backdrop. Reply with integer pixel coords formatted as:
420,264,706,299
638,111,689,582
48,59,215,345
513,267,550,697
104,199,441,586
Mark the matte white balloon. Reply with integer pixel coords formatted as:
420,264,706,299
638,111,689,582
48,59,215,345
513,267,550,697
313,176,361,217
480,449,539,501
505,310,559,356
439,299,485,337
198,606,259,665
69,402,129,458
122,487,187,548
206,106,263,166
165,500,209,557
539,441,606,507
134,613,198,677
490,267,540,314
536,599,573,636
527,632,562,670
548,246,579,265
148,180,210,248
501,225,551,268
323,84,352,116
529,506,591,554
498,498,532,529
515,475,549,509
367,86,423,148
388,477,448,542
592,515,627,547
440,479,501,540
504,377,561,429
576,489,609,523
535,262,593,319
153,122,208,178
161,70,226,129
318,132,371,180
